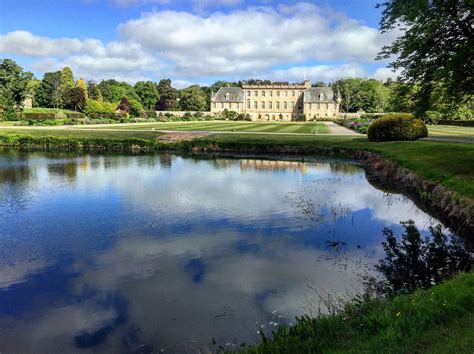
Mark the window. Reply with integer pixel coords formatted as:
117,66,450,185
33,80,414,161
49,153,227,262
269,91,273,97
254,91,258,96
247,99,250,109
291,102,295,110
292,91,295,97
276,101,280,109
220,103,224,108
317,103,320,109
284,101,288,109
269,101,272,109
262,91,266,97
276,91,280,97
325,103,329,109
254,101,258,109
225,93,230,101
319,92,324,101
285,91,288,97
247,91,251,96
261,101,265,109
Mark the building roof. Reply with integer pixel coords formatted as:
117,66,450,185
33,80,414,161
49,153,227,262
303,87,335,103
213,87,244,102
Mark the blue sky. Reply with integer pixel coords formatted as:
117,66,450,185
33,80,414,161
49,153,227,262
0,0,398,87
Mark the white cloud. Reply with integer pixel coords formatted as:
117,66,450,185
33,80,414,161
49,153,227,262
118,3,397,77
0,3,400,83
373,67,401,81
270,64,368,83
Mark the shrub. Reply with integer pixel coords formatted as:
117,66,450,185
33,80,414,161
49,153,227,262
21,112,67,120
368,113,428,141
1,107,21,121
84,99,117,117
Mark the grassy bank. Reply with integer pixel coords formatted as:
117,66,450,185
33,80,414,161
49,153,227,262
246,271,474,353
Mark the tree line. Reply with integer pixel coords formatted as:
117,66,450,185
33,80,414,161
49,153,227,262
0,59,472,120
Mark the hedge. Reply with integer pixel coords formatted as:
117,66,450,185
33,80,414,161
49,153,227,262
21,112,67,120
368,113,428,141
438,120,474,127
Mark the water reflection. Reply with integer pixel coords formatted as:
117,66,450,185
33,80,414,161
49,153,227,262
0,151,449,353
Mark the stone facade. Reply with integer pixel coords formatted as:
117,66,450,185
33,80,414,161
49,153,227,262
210,80,341,121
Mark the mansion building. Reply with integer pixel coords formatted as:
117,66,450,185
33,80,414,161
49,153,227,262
210,80,341,121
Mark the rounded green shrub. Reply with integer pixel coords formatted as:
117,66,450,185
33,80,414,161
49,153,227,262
368,113,428,141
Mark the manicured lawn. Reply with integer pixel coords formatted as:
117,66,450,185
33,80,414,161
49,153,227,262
77,121,330,134
428,125,474,140
0,127,163,140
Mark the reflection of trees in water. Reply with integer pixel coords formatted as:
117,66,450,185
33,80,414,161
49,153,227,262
47,163,78,181
328,163,362,175
371,220,472,296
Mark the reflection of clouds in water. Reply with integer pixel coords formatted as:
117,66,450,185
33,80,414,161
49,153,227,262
0,153,447,352
0,296,125,354
0,258,50,288
70,231,373,349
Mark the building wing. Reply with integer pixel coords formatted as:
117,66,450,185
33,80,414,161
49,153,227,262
212,87,244,102
303,87,335,103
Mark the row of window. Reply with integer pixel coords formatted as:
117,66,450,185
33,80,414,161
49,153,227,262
247,90,301,98
214,102,333,110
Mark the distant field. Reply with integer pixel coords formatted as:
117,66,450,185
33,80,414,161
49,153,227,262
78,121,330,134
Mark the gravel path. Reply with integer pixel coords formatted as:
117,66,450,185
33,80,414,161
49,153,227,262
322,121,359,135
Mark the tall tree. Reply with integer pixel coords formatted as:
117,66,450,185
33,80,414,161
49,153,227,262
378,0,473,109
156,79,178,111
134,81,160,110
76,78,88,100
0,59,32,108
67,87,87,111
179,85,207,111
35,71,62,108
60,66,75,106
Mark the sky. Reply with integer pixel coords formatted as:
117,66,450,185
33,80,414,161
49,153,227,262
0,0,400,88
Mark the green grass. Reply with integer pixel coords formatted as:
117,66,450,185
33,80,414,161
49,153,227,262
23,107,80,114
77,120,330,134
428,125,474,139
246,271,474,353
0,127,163,140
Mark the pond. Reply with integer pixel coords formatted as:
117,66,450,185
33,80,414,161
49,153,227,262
0,151,446,353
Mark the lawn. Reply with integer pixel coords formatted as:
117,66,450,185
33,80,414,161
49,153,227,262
427,125,474,140
77,120,330,134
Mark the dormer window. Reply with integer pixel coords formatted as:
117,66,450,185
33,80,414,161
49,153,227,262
225,93,230,101
319,92,324,101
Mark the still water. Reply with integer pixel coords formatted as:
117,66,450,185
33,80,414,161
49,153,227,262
0,151,441,353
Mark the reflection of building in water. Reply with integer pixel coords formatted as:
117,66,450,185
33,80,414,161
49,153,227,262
240,159,308,174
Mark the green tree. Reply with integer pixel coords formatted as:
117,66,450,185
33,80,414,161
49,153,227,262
60,66,75,106
86,80,103,101
0,58,32,108
378,0,473,110
66,86,87,112
134,81,160,110
98,79,139,102
156,79,178,111
179,85,207,111
35,71,62,108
